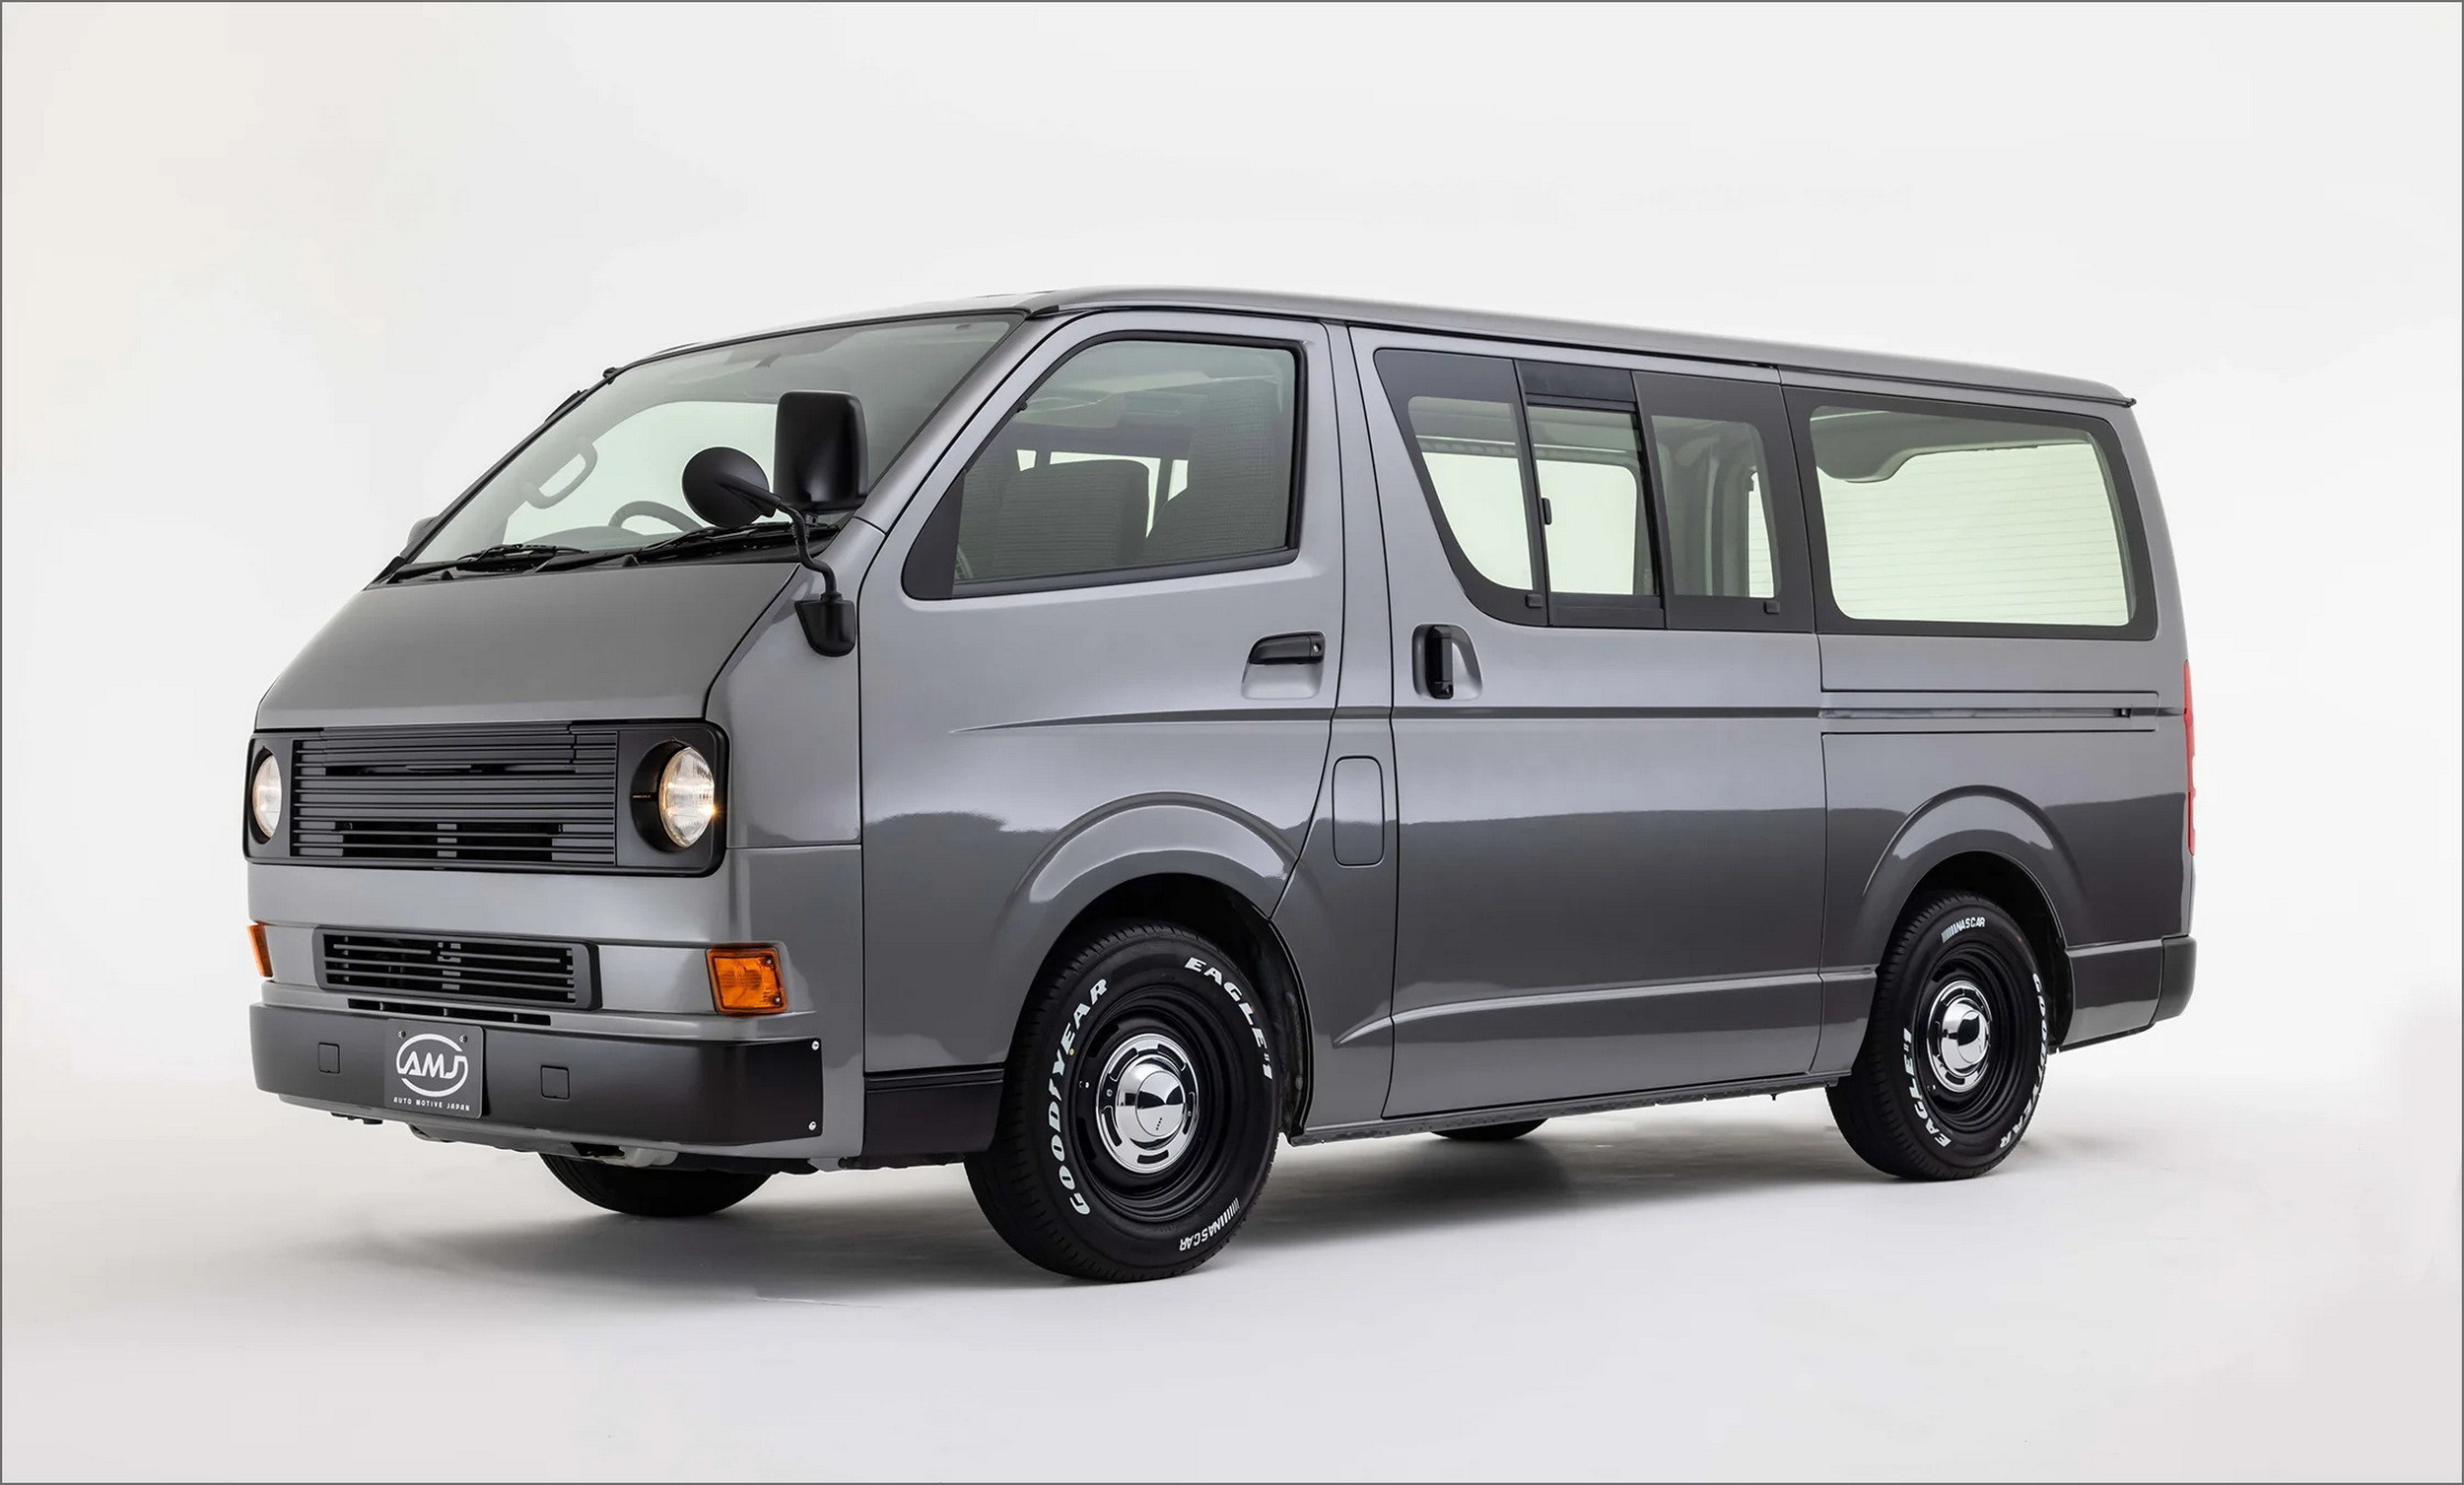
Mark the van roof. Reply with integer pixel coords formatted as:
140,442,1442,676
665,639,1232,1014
681,286,2131,406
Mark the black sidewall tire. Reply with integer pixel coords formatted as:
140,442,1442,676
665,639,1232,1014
1828,894,2050,1181
969,923,1281,1281
540,1155,770,1217
1435,1119,1546,1142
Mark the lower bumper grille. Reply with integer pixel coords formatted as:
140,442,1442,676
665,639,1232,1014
317,930,594,1009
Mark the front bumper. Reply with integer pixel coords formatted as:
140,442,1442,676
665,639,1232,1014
247,843,865,1156
251,1003,824,1153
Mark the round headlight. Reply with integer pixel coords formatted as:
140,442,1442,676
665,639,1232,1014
655,746,717,848
248,752,283,841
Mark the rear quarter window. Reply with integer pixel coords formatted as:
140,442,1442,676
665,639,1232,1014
1802,398,2146,635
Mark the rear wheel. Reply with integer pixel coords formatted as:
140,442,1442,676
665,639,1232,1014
967,922,1282,1282
1435,1119,1545,1142
540,1155,769,1217
1827,892,2050,1181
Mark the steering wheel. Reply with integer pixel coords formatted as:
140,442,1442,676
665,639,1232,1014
605,501,699,534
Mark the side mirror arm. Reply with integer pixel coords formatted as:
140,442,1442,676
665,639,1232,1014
787,514,856,658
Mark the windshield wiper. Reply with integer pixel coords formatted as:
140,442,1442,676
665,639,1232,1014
527,522,830,573
630,523,816,564
390,543,582,580
393,523,831,582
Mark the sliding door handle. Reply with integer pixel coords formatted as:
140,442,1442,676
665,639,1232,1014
1248,632,1326,665
1416,624,1458,700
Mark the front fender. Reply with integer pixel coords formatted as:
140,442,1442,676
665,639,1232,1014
981,795,1297,1023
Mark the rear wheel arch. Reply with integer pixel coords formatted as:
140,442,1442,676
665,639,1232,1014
1854,790,2089,1047
1903,850,2076,1047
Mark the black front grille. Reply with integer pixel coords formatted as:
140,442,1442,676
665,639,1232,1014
291,725,619,867
319,930,592,1008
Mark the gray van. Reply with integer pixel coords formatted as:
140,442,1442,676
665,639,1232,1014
245,289,2196,1281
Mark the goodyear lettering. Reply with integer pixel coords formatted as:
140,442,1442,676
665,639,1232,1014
1046,980,1113,1218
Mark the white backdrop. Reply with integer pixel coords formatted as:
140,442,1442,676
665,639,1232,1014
5,6,2457,1480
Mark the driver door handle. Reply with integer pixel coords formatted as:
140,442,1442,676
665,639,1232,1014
1247,632,1326,665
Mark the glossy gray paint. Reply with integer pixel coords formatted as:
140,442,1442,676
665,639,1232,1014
1266,321,1401,1130
257,562,792,729
1784,366,2190,1050
249,289,2189,1166
687,287,2130,407
1352,328,1829,1117
855,311,1343,1074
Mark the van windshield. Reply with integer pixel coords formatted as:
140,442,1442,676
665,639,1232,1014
408,314,1020,571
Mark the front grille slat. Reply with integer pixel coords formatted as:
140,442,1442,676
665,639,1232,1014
319,930,592,1008
289,724,621,868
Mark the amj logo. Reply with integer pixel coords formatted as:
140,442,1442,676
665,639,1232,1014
394,1033,470,1099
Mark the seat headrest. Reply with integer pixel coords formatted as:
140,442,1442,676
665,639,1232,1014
1145,380,1291,565
968,458,1150,582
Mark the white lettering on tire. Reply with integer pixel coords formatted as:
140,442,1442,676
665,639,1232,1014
1042,978,1108,1215
1186,956,1273,1081
1180,1198,1242,1252
1900,930,2052,1158
1041,956,1275,1233
1901,1027,1952,1146
1040,951,1276,1234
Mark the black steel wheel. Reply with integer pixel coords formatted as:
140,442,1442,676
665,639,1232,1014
1827,891,2050,1180
967,921,1282,1282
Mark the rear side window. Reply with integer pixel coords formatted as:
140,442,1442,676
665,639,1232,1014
1651,414,1774,600
1403,393,1532,588
1532,405,1651,597
1804,401,2137,630
1379,349,1809,631
936,339,1298,591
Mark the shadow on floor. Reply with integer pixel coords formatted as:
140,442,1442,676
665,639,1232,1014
328,1105,1882,1303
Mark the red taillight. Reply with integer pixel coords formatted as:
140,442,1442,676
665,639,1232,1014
2182,661,2196,855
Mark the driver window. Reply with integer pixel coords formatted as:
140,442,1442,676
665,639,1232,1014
943,339,1299,588
502,401,778,545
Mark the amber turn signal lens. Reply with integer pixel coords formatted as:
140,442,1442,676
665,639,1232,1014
247,922,273,979
708,945,787,1014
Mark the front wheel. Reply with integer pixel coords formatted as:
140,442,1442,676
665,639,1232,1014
541,1155,769,1217
1827,892,2050,1181
967,922,1283,1282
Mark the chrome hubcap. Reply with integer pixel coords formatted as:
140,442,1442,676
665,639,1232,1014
1096,1033,1198,1174
1927,980,1993,1093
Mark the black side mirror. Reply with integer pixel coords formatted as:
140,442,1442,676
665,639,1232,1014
774,390,866,512
680,446,774,528
678,397,866,662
